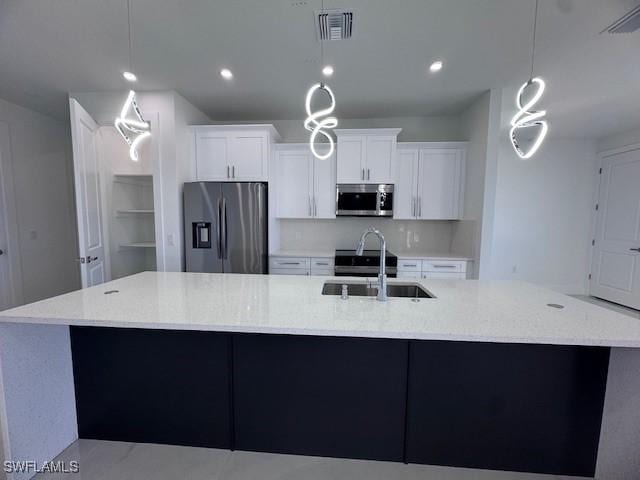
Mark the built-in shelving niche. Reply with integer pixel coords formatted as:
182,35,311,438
111,173,156,278
101,126,158,281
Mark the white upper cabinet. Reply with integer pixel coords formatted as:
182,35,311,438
394,143,466,220
335,129,401,184
394,148,419,220
193,125,280,182
273,144,336,219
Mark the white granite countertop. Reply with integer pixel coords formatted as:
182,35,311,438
270,250,335,258
394,252,474,261
1,272,639,348
271,249,473,261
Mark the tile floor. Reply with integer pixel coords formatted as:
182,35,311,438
571,295,640,319
33,439,590,480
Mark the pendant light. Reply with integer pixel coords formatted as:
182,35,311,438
510,0,548,160
115,0,150,161
304,0,338,161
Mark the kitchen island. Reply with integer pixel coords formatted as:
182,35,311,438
1,272,639,480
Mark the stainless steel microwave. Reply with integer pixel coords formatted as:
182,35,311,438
336,184,394,217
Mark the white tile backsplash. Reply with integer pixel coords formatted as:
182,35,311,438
279,219,454,254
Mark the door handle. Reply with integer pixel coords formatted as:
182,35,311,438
76,256,98,264
631,248,640,252
308,195,312,216
411,197,415,217
217,199,223,259
232,165,235,178
367,168,370,180
223,198,228,259
227,165,230,178
418,197,422,217
313,197,317,217
0,249,3,255
362,168,365,180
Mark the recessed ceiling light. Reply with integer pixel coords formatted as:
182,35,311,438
123,71,137,82
429,61,443,73
322,65,334,77
220,68,233,80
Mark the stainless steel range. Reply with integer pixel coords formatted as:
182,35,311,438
333,249,398,277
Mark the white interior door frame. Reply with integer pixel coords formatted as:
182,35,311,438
0,121,24,309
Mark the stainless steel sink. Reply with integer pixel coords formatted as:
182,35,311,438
322,281,434,299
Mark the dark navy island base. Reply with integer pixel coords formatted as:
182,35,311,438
70,327,609,478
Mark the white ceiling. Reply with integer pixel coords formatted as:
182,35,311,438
1,0,639,139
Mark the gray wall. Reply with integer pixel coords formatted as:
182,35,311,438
0,97,80,306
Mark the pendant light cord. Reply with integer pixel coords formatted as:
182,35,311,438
126,0,133,72
530,0,539,79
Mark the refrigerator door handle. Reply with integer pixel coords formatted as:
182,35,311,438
222,197,229,259
216,197,223,259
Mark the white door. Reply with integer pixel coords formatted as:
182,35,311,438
365,135,394,183
195,131,231,181
0,122,16,309
336,135,366,183
231,133,267,181
590,151,640,309
69,99,107,288
313,151,336,219
417,149,463,220
394,149,419,219
275,149,313,218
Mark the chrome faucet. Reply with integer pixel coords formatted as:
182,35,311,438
356,227,388,301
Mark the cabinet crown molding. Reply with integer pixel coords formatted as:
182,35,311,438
191,124,281,142
335,128,402,136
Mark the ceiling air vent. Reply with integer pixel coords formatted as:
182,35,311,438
603,4,640,34
316,10,354,41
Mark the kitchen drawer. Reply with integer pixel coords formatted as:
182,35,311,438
397,259,422,272
310,268,334,276
311,257,334,269
422,260,466,273
269,256,311,270
422,272,466,280
397,271,422,279
270,267,310,276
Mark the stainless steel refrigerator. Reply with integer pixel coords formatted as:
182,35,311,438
184,182,268,274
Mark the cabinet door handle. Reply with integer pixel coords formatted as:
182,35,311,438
403,264,418,268
315,262,329,266
232,166,235,178
361,168,365,180
227,165,230,178
279,262,302,265
631,248,640,252
433,265,456,269
313,197,317,217
418,197,422,217
411,197,416,217
308,195,312,216
367,168,370,180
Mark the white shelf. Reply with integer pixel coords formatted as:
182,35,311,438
113,174,153,186
119,242,156,249
116,209,155,215
113,173,152,178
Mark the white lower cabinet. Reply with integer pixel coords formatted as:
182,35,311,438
397,258,469,280
269,255,334,276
